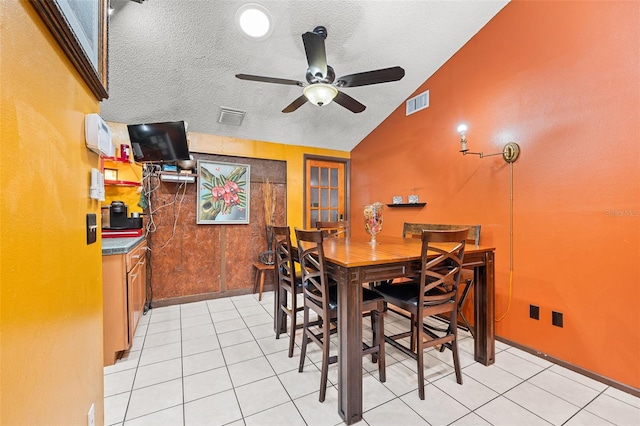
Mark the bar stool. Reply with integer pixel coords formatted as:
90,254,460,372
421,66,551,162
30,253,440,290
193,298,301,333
295,228,385,402
252,261,274,301
273,226,304,358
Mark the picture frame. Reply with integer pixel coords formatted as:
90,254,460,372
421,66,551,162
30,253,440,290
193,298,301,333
197,160,250,224
31,0,108,100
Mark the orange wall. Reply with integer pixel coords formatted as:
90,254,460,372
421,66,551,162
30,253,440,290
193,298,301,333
1,1,105,424
351,1,639,389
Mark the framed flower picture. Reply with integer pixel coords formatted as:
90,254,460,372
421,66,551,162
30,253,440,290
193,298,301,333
197,160,250,224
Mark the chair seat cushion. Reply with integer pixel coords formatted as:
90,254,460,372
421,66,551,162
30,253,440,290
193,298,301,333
374,280,448,310
307,280,340,310
362,287,385,302
374,282,420,310
308,282,384,311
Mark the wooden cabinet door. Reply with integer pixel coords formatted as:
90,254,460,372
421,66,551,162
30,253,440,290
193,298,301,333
103,254,128,366
127,243,146,346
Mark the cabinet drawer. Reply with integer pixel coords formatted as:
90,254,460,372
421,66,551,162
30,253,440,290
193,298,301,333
126,242,147,272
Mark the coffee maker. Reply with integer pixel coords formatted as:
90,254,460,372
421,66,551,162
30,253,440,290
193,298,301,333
109,201,129,229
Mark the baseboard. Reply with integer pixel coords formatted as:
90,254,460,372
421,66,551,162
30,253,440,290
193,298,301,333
496,335,640,398
149,285,275,308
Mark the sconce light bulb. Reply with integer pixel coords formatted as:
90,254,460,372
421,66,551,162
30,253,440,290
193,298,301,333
457,124,468,135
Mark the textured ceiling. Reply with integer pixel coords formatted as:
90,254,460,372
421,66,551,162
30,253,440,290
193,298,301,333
101,0,508,151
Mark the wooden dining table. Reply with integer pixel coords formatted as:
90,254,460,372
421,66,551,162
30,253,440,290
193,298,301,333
319,235,496,425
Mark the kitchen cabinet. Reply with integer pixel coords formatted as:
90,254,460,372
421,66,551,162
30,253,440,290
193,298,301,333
102,237,147,366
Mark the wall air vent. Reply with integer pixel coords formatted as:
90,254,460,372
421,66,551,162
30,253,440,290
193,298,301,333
218,107,246,126
406,90,429,116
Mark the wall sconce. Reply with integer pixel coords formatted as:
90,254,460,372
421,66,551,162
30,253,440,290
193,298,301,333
457,124,520,163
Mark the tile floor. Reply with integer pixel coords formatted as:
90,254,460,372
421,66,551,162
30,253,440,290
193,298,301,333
104,291,639,426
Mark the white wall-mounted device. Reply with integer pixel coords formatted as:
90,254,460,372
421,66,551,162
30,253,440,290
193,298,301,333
90,168,105,200
85,113,115,157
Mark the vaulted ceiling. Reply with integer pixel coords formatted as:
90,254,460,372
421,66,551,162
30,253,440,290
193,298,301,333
101,0,508,151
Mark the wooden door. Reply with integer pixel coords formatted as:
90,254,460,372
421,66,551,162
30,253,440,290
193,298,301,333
305,158,348,228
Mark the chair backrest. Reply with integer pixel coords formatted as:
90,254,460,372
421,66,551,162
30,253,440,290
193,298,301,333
418,229,468,307
315,221,350,238
403,223,481,245
294,228,332,315
273,226,296,288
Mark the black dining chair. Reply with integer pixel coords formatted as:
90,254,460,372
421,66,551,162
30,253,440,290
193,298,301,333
402,223,481,338
373,228,468,400
273,226,304,358
294,228,385,402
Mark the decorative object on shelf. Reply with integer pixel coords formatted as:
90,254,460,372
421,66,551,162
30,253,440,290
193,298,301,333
259,179,276,265
104,168,118,182
457,124,521,163
178,155,196,172
364,202,384,245
197,160,250,224
119,144,131,162
408,195,419,204
392,196,403,204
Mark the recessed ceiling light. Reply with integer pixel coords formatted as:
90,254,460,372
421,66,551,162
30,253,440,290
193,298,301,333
235,3,273,40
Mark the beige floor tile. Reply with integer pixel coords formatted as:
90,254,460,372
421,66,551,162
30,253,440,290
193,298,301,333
401,383,471,426
183,366,233,403
363,398,429,426
433,373,499,410
124,405,183,426
474,395,549,426
227,355,275,387
104,291,628,426
184,389,242,426
504,381,580,425
182,348,225,376
584,393,640,425
133,358,182,390
234,376,291,417
244,401,307,426
125,379,182,421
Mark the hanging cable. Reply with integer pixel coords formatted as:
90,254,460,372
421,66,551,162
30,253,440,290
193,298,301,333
496,161,515,321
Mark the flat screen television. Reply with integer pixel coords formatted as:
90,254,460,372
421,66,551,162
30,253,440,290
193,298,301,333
127,121,190,163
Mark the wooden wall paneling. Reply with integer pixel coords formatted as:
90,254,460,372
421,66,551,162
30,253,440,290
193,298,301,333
148,154,286,305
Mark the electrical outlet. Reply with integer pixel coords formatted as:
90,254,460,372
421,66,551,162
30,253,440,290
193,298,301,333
552,311,564,327
529,305,540,320
87,403,95,426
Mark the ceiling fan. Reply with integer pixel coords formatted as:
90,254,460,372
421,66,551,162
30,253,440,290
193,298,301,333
236,26,405,113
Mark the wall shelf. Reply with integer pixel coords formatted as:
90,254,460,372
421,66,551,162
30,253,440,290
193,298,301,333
101,155,141,186
105,179,140,187
386,203,426,208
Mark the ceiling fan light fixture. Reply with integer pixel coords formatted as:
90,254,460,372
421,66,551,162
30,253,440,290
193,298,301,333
303,84,338,107
236,3,273,40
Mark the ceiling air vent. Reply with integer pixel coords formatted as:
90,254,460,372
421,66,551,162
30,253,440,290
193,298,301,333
406,90,429,116
218,107,246,126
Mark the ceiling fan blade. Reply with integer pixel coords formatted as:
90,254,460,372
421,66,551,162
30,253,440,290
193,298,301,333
236,74,303,86
302,31,328,80
336,66,405,88
333,91,366,113
282,95,308,113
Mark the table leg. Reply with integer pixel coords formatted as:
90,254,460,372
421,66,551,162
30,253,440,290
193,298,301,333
337,267,364,425
474,251,495,365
